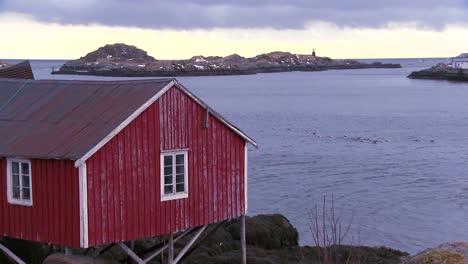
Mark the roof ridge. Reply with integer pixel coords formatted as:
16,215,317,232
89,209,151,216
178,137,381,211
0,78,176,85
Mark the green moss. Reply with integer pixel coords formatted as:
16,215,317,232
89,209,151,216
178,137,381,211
417,250,464,264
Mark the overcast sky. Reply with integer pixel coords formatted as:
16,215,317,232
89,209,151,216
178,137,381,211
1,0,468,59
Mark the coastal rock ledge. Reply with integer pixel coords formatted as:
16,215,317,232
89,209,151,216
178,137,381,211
408,53,468,82
408,62,468,82
53,43,402,77
403,242,468,264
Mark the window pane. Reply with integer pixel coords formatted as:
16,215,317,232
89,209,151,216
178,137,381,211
164,155,173,166
176,174,184,184
176,183,185,193
13,186,20,199
22,188,30,200
164,176,172,185
164,185,173,195
164,166,172,176
176,164,184,174
12,173,20,187
21,162,30,175
176,154,184,165
12,162,19,174
22,175,30,188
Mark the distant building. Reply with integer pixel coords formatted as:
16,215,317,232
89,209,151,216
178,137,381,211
451,53,468,69
0,61,34,79
312,49,316,57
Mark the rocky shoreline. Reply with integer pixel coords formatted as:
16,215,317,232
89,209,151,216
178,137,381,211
408,63,468,82
3,214,466,264
52,44,402,77
408,69,468,82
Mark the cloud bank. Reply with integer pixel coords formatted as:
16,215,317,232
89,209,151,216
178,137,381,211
1,0,468,30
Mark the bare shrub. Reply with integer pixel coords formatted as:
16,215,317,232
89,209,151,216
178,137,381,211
308,195,356,264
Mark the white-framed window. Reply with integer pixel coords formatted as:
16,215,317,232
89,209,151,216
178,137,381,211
6,158,32,206
160,150,188,201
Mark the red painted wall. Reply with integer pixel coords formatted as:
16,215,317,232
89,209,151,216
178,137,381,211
0,159,80,247
86,86,246,246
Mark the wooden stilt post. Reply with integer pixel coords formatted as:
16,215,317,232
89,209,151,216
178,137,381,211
64,247,72,256
241,215,247,264
168,233,174,264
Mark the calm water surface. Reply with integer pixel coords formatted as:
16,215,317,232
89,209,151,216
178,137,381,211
8,58,468,253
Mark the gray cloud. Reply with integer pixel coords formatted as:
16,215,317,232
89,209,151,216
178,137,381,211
1,0,468,30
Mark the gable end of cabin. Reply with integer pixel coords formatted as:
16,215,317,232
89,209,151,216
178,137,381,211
82,84,249,247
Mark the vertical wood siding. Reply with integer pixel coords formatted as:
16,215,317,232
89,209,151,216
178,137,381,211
0,159,80,247
86,86,246,247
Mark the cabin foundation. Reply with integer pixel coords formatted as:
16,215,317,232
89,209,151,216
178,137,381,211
0,241,26,264
116,225,207,264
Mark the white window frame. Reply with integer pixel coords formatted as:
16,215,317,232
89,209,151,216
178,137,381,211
160,150,189,201
6,158,33,206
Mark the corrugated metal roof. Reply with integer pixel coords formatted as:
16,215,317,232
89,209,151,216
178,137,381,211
0,78,257,162
0,78,173,160
0,61,35,80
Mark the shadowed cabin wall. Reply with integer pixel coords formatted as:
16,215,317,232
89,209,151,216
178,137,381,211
86,86,246,247
0,158,80,247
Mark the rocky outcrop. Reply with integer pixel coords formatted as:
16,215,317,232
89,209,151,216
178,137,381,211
408,63,468,82
403,242,468,264
53,44,402,77
75,43,156,64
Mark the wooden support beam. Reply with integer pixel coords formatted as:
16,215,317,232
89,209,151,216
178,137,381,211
118,243,145,264
0,243,26,264
173,225,207,264
241,215,247,264
143,228,193,263
117,229,195,264
92,243,115,257
168,234,174,264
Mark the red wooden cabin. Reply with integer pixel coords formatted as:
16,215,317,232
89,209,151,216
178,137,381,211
0,78,256,263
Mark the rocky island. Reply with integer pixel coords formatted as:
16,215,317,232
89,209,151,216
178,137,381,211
53,44,401,77
408,54,468,82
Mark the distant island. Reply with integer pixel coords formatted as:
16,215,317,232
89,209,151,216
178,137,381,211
52,43,402,77
408,53,468,82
